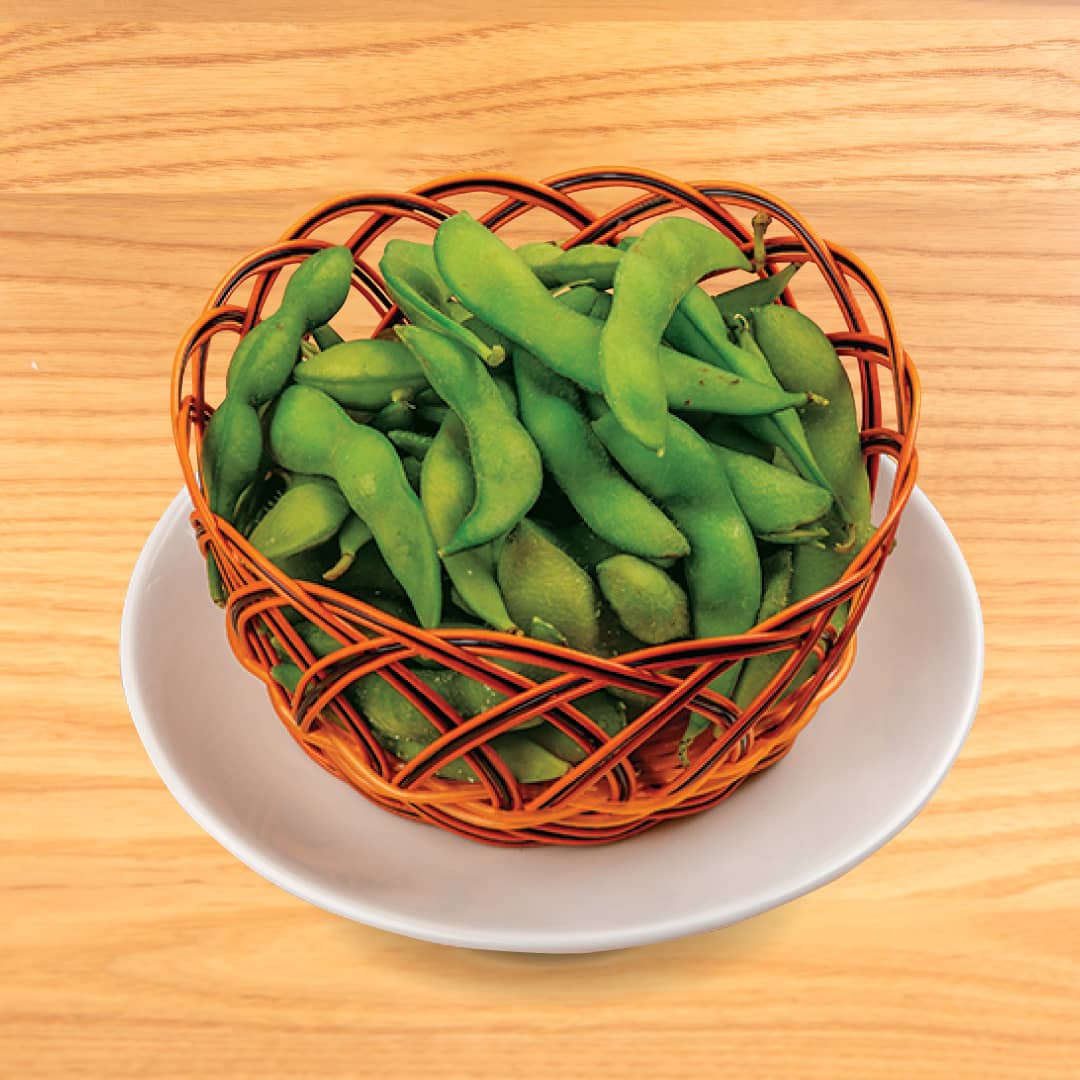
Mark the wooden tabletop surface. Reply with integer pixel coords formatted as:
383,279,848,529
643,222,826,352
3,6,1079,1078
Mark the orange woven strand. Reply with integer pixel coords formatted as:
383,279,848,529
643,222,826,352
170,169,920,848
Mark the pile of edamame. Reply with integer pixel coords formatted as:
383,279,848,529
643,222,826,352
202,211,872,780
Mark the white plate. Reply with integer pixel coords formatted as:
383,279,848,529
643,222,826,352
121,460,983,953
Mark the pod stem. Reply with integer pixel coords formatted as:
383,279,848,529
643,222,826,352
750,211,772,273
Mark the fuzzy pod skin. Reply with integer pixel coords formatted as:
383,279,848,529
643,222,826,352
595,555,691,645
496,519,602,656
247,476,351,562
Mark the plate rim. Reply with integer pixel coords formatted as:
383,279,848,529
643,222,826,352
120,475,984,953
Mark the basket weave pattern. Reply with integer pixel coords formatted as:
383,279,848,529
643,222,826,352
171,168,920,847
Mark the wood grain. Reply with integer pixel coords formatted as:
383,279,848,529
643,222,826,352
2,10,1079,1079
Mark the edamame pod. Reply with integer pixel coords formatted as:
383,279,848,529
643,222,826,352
732,548,796,710
323,514,374,582
387,730,569,784
370,395,416,432
592,409,760,732
595,554,691,644
398,324,542,555
293,338,428,409
431,213,813,420
750,304,874,652
248,475,351,562
599,218,752,451
312,323,344,351
710,445,833,538
497,519,602,655
380,239,504,367
420,411,516,633
514,347,689,560
280,245,356,332
387,429,434,459
528,692,627,764
269,385,442,628
711,262,800,321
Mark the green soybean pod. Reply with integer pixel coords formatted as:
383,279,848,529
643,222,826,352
402,455,422,492
420,411,516,633
522,243,622,289
431,213,809,420
662,288,837,513
550,282,602,315
497,519,602,655
380,733,477,782
380,239,504,367
201,395,266,523
224,307,307,402
514,347,689,560
750,304,873,556
269,385,442,628
588,290,613,320
280,244,356,331
293,338,428,409
330,541,408,600
592,409,760,707
595,554,691,645
248,476,351,562
398,324,542,555
732,548,796,710
599,218,753,451
711,444,833,538
226,245,353,401
750,304,874,667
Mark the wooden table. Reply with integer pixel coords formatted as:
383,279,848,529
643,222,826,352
4,6,1078,1077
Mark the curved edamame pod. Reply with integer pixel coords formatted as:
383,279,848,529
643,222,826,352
513,347,690,560
323,514,374,582
420,411,517,634
269,384,442,628
387,429,435,459
711,262,800,322
397,324,542,556
599,218,752,450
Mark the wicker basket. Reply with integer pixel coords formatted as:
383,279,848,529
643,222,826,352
171,167,920,847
